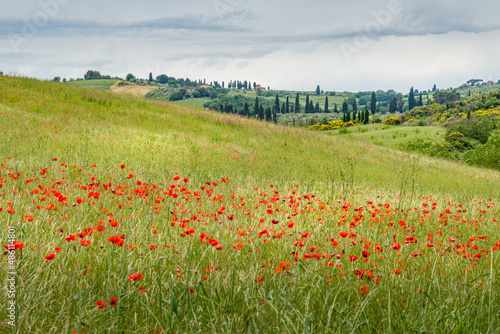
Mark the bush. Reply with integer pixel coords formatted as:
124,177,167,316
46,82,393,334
372,115,382,123
383,117,400,125
464,131,500,170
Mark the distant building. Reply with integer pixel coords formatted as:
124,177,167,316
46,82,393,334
255,84,266,91
484,81,494,86
200,84,211,89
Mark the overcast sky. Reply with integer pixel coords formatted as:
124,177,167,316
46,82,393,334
1,0,499,92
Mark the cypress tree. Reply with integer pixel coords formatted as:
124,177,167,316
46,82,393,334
342,101,349,122
243,101,249,117
275,94,280,113
352,99,357,120
334,104,338,113
281,103,285,114
259,105,264,120
295,93,300,113
418,92,423,107
399,96,403,112
315,102,320,113
316,85,321,96
364,106,369,124
149,72,153,81
305,95,310,113
324,96,329,113
272,108,278,123
408,87,416,110
265,107,272,121
309,100,314,113
286,96,290,114
254,97,259,117
371,91,377,115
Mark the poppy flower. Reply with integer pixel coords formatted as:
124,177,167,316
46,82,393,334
339,232,348,238
54,247,62,253
120,164,125,169
391,243,401,251
349,255,358,262
45,253,56,260
108,236,124,246
110,297,118,307
128,273,143,281
96,300,107,309
81,240,91,246
150,245,157,250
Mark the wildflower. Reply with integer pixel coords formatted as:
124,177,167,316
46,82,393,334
110,297,118,307
108,236,124,246
96,300,107,309
45,253,56,260
128,273,143,281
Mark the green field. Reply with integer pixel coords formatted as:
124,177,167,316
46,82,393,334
67,79,119,90
1,76,500,333
327,124,447,149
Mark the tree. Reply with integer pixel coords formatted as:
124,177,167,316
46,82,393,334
84,70,102,80
305,95,310,113
371,91,377,115
259,105,265,120
389,97,396,113
254,97,259,117
286,96,290,114
432,84,437,92
265,107,272,122
295,93,300,113
316,85,321,96
126,73,135,81
243,102,249,117
418,92,423,107
342,101,349,122
324,96,329,113
433,90,461,104
275,94,280,114
281,102,285,114
53,77,61,83
352,99,357,116
408,87,416,111
149,72,153,81
315,102,320,113
334,104,338,113
156,74,169,84
272,108,278,124
364,106,369,124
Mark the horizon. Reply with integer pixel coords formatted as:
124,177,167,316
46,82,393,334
1,0,500,93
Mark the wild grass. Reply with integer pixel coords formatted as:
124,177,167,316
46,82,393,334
0,76,499,333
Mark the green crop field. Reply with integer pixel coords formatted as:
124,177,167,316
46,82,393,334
67,79,119,90
327,124,447,150
1,76,500,333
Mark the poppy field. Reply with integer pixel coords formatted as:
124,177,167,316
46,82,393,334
1,76,500,333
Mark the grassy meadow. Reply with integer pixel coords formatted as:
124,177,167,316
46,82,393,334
1,76,500,333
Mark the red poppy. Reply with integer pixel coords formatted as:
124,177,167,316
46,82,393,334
339,232,348,238
120,164,125,169
108,236,124,246
391,243,401,251
81,240,91,246
150,245,157,250
110,297,118,307
54,247,62,253
45,253,56,260
349,255,358,262
128,273,143,281
96,300,107,309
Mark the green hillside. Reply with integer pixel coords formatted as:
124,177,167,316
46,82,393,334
67,78,119,90
1,76,500,333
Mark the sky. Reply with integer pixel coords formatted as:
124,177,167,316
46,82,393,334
1,0,499,93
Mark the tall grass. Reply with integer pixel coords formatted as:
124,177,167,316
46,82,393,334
0,76,499,333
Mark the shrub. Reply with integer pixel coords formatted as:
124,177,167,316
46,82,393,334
383,117,401,125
